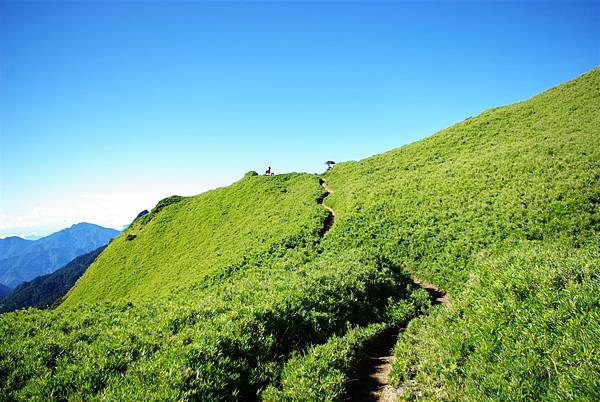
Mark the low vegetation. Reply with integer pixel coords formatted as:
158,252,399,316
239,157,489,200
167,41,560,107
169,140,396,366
263,289,431,401
1,247,423,400
322,68,600,400
1,68,598,400
390,240,600,400
64,173,327,304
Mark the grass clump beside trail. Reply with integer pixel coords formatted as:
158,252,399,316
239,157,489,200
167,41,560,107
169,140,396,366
1,68,599,401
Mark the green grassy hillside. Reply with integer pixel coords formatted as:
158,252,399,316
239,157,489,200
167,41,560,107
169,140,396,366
390,240,599,400
64,173,327,304
1,68,598,401
320,67,600,399
1,172,426,400
323,67,599,290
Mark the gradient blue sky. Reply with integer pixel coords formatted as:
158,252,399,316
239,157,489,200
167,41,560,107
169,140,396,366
1,1,598,238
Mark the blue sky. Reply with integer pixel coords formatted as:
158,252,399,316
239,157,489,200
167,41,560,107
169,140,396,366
0,1,598,238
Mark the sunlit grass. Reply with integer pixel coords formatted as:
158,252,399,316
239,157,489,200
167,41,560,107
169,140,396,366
1,68,598,401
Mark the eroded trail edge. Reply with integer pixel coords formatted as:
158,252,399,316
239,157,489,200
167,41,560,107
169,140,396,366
316,178,449,401
318,179,336,236
348,281,450,401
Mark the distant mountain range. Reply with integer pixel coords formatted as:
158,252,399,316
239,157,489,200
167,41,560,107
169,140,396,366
0,223,119,288
0,283,11,297
0,246,106,313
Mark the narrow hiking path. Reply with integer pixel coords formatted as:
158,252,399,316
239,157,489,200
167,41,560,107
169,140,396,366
348,281,450,402
318,179,336,236
317,178,449,401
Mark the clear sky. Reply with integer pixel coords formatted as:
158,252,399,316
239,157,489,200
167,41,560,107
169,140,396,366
0,1,598,238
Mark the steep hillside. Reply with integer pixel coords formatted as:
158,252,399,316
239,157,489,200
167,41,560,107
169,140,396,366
0,68,598,401
0,223,119,288
63,173,327,304
319,67,600,399
324,68,599,287
0,246,105,313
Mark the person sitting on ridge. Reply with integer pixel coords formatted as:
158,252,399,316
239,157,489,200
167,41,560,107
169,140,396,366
265,166,272,176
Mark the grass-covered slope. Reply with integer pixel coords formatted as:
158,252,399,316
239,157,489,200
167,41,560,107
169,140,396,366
319,68,600,399
390,240,599,400
1,249,418,401
324,67,599,290
63,173,327,304
0,68,598,401
1,172,426,400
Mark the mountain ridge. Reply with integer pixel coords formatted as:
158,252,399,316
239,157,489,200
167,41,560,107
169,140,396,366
0,283,11,297
0,223,119,288
0,246,106,313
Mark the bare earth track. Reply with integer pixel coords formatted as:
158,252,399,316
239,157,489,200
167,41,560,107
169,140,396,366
318,179,336,236
348,282,449,402
318,178,449,401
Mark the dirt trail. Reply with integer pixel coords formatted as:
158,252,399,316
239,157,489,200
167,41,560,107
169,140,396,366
318,179,336,236
348,281,449,401
316,178,449,401
413,279,450,307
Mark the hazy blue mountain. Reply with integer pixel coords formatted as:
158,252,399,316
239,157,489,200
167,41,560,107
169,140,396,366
0,223,119,288
0,236,31,260
0,283,11,297
0,246,105,313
